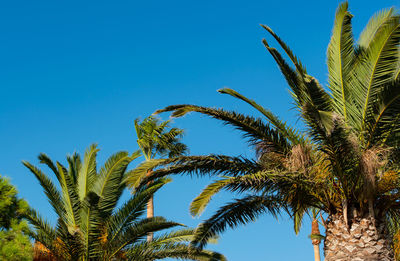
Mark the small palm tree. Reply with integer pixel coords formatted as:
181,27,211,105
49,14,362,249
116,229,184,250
129,3,400,260
130,116,187,241
24,145,224,260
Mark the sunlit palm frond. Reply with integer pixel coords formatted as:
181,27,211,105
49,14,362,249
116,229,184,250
77,144,99,201
22,161,65,221
327,2,356,121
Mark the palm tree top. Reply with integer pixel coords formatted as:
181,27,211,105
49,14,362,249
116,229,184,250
25,145,225,260
134,116,188,161
134,2,400,249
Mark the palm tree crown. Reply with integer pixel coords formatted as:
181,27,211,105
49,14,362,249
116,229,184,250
131,116,188,242
134,116,187,161
25,145,225,260
129,3,400,257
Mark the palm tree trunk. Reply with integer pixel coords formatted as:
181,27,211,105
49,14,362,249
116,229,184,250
324,214,394,261
146,169,154,242
313,244,321,261
311,218,321,261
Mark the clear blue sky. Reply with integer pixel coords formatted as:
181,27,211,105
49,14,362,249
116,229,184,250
1,1,398,260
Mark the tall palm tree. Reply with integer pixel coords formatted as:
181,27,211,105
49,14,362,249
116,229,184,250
132,116,187,241
24,145,224,260
128,3,400,260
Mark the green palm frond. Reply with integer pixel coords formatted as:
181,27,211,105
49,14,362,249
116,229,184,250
156,105,292,152
24,207,56,240
125,158,170,189
77,144,99,201
364,80,400,147
358,8,396,49
190,178,233,217
110,217,183,252
327,2,355,121
56,161,80,227
67,152,81,185
22,161,65,220
94,151,140,215
192,195,282,249
218,87,304,145
190,171,281,217
108,179,170,244
137,155,262,187
293,207,306,235
124,228,224,260
262,38,332,122
261,24,307,75
355,13,400,138
127,240,225,261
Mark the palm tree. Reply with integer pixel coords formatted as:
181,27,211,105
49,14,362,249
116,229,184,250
128,3,400,260
24,144,224,260
131,116,187,241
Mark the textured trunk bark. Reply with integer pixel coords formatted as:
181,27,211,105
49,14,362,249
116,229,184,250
324,214,394,261
146,170,154,242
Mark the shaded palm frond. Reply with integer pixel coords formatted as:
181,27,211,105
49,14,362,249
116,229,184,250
156,104,291,153
218,87,304,145
191,195,282,249
136,155,263,188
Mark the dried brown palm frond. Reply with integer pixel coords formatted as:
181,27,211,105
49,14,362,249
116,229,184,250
285,144,312,172
378,170,400,194
33,242,56,261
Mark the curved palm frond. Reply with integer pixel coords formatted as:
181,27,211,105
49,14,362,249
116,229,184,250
217,87,304,145
22,161,65,222
327,2,355,122
77,144,99,201
191,195,282,249
355,13,400,140
156,105,292,153
135,155,263,188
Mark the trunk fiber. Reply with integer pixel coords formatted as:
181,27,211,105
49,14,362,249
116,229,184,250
324,214,394,261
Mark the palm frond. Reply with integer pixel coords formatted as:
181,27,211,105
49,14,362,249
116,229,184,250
124,158,169,189
190,171,279,217
262,39,332,120
156,105,292,152
22,161,65,220
358,8,395,49
355,13,400,138
77,144,99,201
137,155,262,187
218,87,304,145
56,161,80,227
192,195,282,249
327,1,355,121
261,24,307,74
94,151,139,215
108,179,171,244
